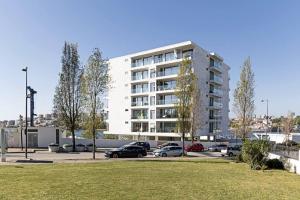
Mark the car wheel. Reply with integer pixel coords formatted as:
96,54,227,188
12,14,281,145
162,153,167,157
137,153,143,158
112,153,118,158
229,152,233,157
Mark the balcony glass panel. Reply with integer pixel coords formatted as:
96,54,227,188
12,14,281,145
165,52,175,62
154,54,164,63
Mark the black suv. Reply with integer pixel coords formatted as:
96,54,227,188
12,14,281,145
105,145,147,158
127,141,151,150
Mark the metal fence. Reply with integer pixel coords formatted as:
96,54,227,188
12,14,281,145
271,144,299,160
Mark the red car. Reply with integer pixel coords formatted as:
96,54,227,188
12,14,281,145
185,143,204,152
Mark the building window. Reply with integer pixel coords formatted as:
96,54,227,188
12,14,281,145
143,56,153,65
150,110,155,119
150,69,156,78
165,52,175,62
182,49,193,59
150,96,155,105
154,54,163,63
150,82,156,92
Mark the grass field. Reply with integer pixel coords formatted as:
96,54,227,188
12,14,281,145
0,159,299,200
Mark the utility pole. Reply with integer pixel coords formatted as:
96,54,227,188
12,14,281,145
22,67,28,159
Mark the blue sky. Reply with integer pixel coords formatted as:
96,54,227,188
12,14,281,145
0,0,299,120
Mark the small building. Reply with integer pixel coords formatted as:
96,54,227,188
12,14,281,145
3,127,62,148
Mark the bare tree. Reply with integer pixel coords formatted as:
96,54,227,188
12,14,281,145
233,57,255,141
53,42,84,152
83,48,110,159
282,111,295,147
190,86,203,143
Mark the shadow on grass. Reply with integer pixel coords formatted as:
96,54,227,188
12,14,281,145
16,160,53,163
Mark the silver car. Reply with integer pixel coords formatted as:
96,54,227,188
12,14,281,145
154,146,184,157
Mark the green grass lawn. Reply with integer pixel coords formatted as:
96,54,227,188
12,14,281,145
0,159,299,200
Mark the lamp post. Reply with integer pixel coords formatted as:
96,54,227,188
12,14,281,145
22,67,28,159
261,99,269,139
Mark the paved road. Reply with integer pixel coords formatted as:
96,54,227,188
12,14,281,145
1,151,223,164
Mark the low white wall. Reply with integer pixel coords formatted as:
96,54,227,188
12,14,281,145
268,152,300,175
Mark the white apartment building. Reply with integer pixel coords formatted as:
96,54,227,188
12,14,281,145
106,41,230,141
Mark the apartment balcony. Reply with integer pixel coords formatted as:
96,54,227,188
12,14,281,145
210,76,223,85
210,63,222,73
156,99,178,106
131,102,149,107
209,89,223,97
156,128,178,133
156,85,176,92
131,88,149,94
209,115,223,121
209,102,223,109
131,75,148,82
156,113,178,119
156,71,178,79
131,115,148,120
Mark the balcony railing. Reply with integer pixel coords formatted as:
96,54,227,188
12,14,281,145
132,128,149,132
131,115,148,119
156,114,178,119
131,102,149,107
156,128,177,133
157,99,178,105
157,85,176,91
209,102,223,108
210,76,223,84
209,89,223,96
131,88,149,94
157,71,178,77
131,75,148,81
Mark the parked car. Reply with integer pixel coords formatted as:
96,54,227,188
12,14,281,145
157,142,179,149
127,141,150,150
208,144,227,152
154,146,184,157
105,145,147,158
185,143,204,152
221,145,242,157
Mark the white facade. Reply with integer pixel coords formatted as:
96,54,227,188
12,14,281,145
106,41,230,140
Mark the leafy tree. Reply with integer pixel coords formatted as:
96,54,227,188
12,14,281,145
294,116,300,126
53,42,84,152
175,58,196,155
233,57,255,141
82,48,110,159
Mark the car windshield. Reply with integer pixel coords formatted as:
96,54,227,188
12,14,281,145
128,142,136,145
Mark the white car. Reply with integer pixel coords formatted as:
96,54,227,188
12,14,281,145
154,146,184,157
221,145,242,157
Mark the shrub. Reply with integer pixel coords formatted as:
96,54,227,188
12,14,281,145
266,159,284,170
242,139,270,170
235,153,243,163
86,143,93,147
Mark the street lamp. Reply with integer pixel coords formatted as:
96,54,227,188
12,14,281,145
22,67,28,159
261,99,269,139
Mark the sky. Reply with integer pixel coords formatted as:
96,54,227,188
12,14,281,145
0,0,299,120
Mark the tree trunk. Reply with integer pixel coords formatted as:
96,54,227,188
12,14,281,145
93,129,96,160
72,129,76,152
182,132,185,157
